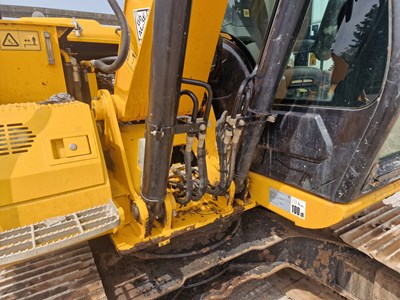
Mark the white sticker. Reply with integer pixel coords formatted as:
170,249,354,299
138,138,145,184
290,196,306,219
270,188,306,220
133,8,150,45
138,138,145,171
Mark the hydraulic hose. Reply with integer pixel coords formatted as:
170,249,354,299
180,90,199,123
231,68,256,117
226,124,243,190
98,56,118,64
174,134,195,205
208,112,229,196
90,0,130,73
181,78,213,123
191,132,208,201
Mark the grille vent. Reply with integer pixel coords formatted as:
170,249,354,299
0,123,36,156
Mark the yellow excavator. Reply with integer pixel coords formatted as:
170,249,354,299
1,0,400,298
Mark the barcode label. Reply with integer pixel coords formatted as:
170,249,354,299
290,197,306,219
269,188,307,220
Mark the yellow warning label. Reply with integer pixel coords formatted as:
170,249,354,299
125,47,137,71
0,30,41,51
309,52,317,66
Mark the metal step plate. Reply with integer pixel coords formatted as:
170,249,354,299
0,242,107,300
0,201,120,266
332,192,400,273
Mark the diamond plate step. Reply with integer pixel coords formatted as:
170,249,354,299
0,201,120,266
332,192,400,273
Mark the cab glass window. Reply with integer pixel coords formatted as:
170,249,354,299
221,0,277,61
274,0,388,108
379,117,400,160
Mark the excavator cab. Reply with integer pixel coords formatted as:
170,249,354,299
215,0,398,207
251,0,395,204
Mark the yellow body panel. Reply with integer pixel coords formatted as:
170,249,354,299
112,189,243,252
0,22,66,103
250,172,400,228
17,18,120,44
113,0,228,121
0,101,112,231
0,18,118,105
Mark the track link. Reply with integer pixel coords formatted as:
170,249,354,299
332,193,400,273
90,208,400,300
0,242,107,300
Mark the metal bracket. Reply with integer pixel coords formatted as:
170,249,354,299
244,111,277,124
175,120,207,134
147,122,175,141
43,32,55,65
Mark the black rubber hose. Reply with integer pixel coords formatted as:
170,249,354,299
231,68,256,117
191,138,208,201
180,90,199,123
91,0,130,73
174,150,194,205
98,56,118,64
181,78,213,123
218,144,228,194
226,142,238,189
241,87,252,115
207,112,228,196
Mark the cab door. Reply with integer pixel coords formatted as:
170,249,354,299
250,0,400,203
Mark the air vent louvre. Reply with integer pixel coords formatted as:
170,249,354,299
0,123,36,156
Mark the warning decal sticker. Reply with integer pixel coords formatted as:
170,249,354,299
0,31,41,51
2,33,19,47
125,47,137,70
133,8,150,45
269,188,306,220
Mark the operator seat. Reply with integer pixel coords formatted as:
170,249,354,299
281,39,324,101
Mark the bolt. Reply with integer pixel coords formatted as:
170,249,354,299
69,143,78,151
238,119,245,126
199,124,206,131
